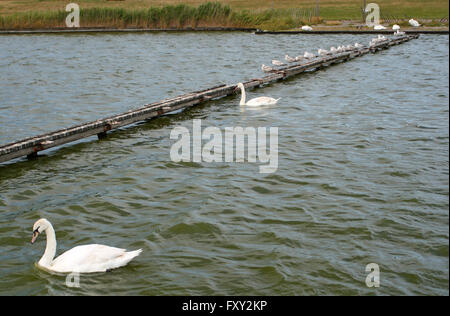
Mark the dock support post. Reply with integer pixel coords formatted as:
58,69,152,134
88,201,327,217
97,132,108,140
27,152,38,160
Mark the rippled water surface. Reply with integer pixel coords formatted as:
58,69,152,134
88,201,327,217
0,32,448,295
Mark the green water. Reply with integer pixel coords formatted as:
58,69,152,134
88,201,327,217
0,33,448,295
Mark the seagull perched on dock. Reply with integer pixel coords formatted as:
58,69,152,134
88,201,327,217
346,44,355,51
354,43,363,48
272,59,286,66
409,19,420,27
261,64,274,72
330,46,338,54
318,48,329,56
394,30,406,36
285,55,297,63
303,51,315,59
294,55,305,62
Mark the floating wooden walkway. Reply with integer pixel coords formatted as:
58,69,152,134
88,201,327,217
0,34,419,164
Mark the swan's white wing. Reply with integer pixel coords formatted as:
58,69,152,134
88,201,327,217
246,97,279,107
50,244,141,273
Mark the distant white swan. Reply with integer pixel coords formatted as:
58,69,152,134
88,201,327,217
236,82,279,107
31,218,142,273
261,64,274,72
409,19,420,27
374,25,387,30
272,59,286,66
392,24,401,31
302,25,313,31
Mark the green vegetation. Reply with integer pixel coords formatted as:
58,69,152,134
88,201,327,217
0,1,448,30
0,2,321,30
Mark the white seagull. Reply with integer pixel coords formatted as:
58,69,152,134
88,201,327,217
303,51,315,59
261,64,274,72
318,48,329,56
374,25,387,30
285,55,297,63
272,59,286,66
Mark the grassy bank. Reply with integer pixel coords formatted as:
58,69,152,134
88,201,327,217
0,1,448,30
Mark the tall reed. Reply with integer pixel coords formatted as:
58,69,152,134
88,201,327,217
0,2,315,30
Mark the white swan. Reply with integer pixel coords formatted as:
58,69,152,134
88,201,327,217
31,218,142,273
392,24,401,31
302,25,313,31
236,83,279,107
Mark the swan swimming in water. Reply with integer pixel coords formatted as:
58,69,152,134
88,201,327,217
236,83,279,107
31,218,142,273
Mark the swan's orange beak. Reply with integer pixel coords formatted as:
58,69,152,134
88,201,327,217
31,230,39,244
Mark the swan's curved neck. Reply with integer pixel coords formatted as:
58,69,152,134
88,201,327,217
39,224,57,267
239,85,246,106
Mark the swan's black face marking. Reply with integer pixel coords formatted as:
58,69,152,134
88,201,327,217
31,226,40,244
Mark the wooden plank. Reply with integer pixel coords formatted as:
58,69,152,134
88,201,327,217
0,34,419,164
